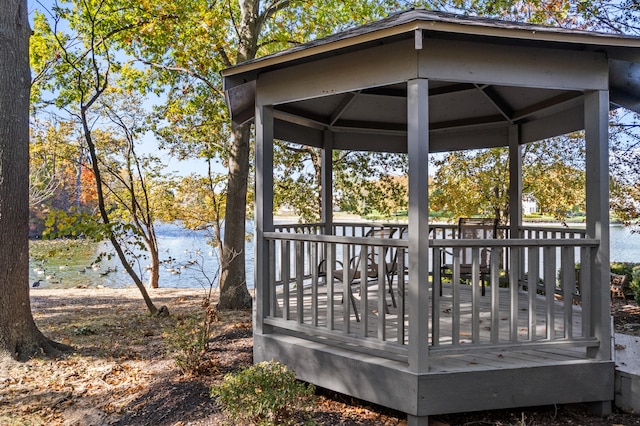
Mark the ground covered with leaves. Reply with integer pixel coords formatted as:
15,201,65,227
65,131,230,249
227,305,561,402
0,288,639,425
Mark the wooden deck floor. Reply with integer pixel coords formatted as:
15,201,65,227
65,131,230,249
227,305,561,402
272,278,593,372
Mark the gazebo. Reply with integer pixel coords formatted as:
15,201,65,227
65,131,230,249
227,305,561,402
222,9,640,425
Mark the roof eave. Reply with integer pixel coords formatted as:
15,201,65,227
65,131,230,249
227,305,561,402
222,18,640,79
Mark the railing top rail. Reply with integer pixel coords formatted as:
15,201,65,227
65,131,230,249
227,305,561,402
264,232,409,247
273,221,587,231
431,238,598,247
264,231,599,248
274,222,325,228
519,225,587,234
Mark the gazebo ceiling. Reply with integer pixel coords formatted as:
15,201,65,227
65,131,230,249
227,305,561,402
222,9,640,153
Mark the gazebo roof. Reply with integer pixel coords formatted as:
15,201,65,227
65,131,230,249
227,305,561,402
222,9,640,153
223,9,640,76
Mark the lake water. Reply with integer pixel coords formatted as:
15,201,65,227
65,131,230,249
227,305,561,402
28,222,640,290
29,222,255,290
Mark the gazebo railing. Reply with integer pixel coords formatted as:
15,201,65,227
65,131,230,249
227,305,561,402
263,231,409,359
263,223,600,362
429,238,599,354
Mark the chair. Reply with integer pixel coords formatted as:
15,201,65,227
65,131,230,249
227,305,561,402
441,218,499,296
610,273,627,299
385,225,408,308
332,226,397,322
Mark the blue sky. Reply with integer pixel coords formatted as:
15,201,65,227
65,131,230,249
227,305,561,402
29,0,218,178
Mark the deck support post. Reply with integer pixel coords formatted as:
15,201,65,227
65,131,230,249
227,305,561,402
587,400,612,417
584,90,611,362
408,414,429,426
407,78,430,372
255,104,275,335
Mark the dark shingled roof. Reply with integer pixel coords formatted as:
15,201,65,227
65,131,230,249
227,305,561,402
222,8,640,76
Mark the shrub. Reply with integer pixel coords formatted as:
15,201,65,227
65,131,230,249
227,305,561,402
163,302,219,376
631,265,640,294
211,361,316,426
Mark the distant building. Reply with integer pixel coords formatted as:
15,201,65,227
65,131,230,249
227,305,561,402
522,194,539,215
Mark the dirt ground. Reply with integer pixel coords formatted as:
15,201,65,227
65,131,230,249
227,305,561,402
1,287,639,426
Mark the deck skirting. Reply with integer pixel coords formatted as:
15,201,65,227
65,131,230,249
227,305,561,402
255,332,615,416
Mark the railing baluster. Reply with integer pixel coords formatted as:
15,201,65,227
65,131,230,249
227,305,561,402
343,243,351,334
472,247,480,343
269,239,276,318
311,242,319,327
510,246,519,343
580,247,592,338
360,244,369,338
397,248,406,345
377,245,386,341
327,242,335,331
527,246,539,341
490,248,500,343
282,240,290,321
432,247,441,347
544,246,556,340
452,248,461,346
296,241,304,324
561,246,574,338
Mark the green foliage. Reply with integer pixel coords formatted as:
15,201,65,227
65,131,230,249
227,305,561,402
430,137,585,223
43,210,109,240
430,148,510,221
211,361,316,426
522,135,585,218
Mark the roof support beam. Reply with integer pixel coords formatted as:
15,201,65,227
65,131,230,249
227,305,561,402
512,91,582,121
329,91,360,126
475,84,514,122
418,37,608,90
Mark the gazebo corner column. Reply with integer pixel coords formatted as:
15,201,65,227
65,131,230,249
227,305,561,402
508,125,524,291
508,125,522,236
584,89,611,363
584,89,612,416
407,77,430,375
322,131,334,234
255,104,275,336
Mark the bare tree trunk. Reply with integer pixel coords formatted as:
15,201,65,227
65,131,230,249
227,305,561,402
0,0,71,360
145,233,160,289
218,124,252,310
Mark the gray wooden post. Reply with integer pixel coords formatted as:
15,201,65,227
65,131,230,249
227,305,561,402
584,90,611,362
407,78,430,373
508,125,522,238
322,131,334,235
255,104,275,335
508,125,523,288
